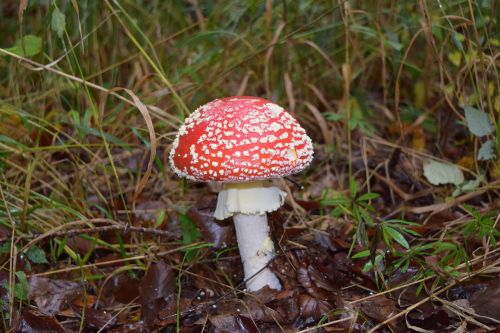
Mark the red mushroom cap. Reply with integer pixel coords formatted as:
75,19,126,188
169,96,314,182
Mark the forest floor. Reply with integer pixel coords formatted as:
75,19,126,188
0,1,499,332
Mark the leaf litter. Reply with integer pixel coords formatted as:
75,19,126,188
5,144,499,332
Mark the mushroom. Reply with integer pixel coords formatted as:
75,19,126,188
169,96,313,291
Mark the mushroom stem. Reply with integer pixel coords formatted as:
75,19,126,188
233,213,282,291
213,181,284,291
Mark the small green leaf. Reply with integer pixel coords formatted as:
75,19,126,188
383,226,410,249
447,51,462,67
350,24,377,38
26,246,48,264
385,219,420,226
321,197,350,206
0,135,28,149
478,140,496,161
324,112,344,121
362,253,384,272
461,175,484,192
415,281,424,296
349,177,358,197
14,271,29,301
433,242,457,252
464,106,494,137
155,209,166,227
0,243,10,254
423,160,464,186
51,7,66,39
451,31,464,51
357,192,380,201
352,249,370,259
75,126,129,146
384,39,403,51
4,35,42,57
179,214,200,244
179,214,201,261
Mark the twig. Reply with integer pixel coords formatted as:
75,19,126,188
50,224,174,238
34,242,205,277
405,179,500,214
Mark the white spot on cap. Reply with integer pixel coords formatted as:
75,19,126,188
269,122,282,132
286,149,298,162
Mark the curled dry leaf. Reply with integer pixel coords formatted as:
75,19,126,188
20,310,66,333
407,308,451,331
469,279,500,322
297,293,331,319
110,273,140,304
157,294,193,326
359,296,404,331
209,288,297,326
313,229,349,252
85,307,116,329
239,298,284,323
297,266,330,299
188,198,234,249
139,261,175,303
139,260,175,326
28,276,81,316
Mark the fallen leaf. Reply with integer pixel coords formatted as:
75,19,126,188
407,308,451,331
85,307,116,329
28,276,81,316
20,310,66,333
188,198,234,249
157,293,192,326
297,293,331,319
139,261,175,302
423,160,464,186
139,260,175,326
111,273,140,304
469,279,500,322
209,314,258,333
360,296,404,331
464,106,494,137
478,140,496,161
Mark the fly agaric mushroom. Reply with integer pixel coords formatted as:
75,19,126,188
169,96,313,291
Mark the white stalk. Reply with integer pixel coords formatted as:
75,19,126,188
233,213,282,291
214,181,285,291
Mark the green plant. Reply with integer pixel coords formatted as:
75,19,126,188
321,177,379,248
462,205,499,246
352,219,420,273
